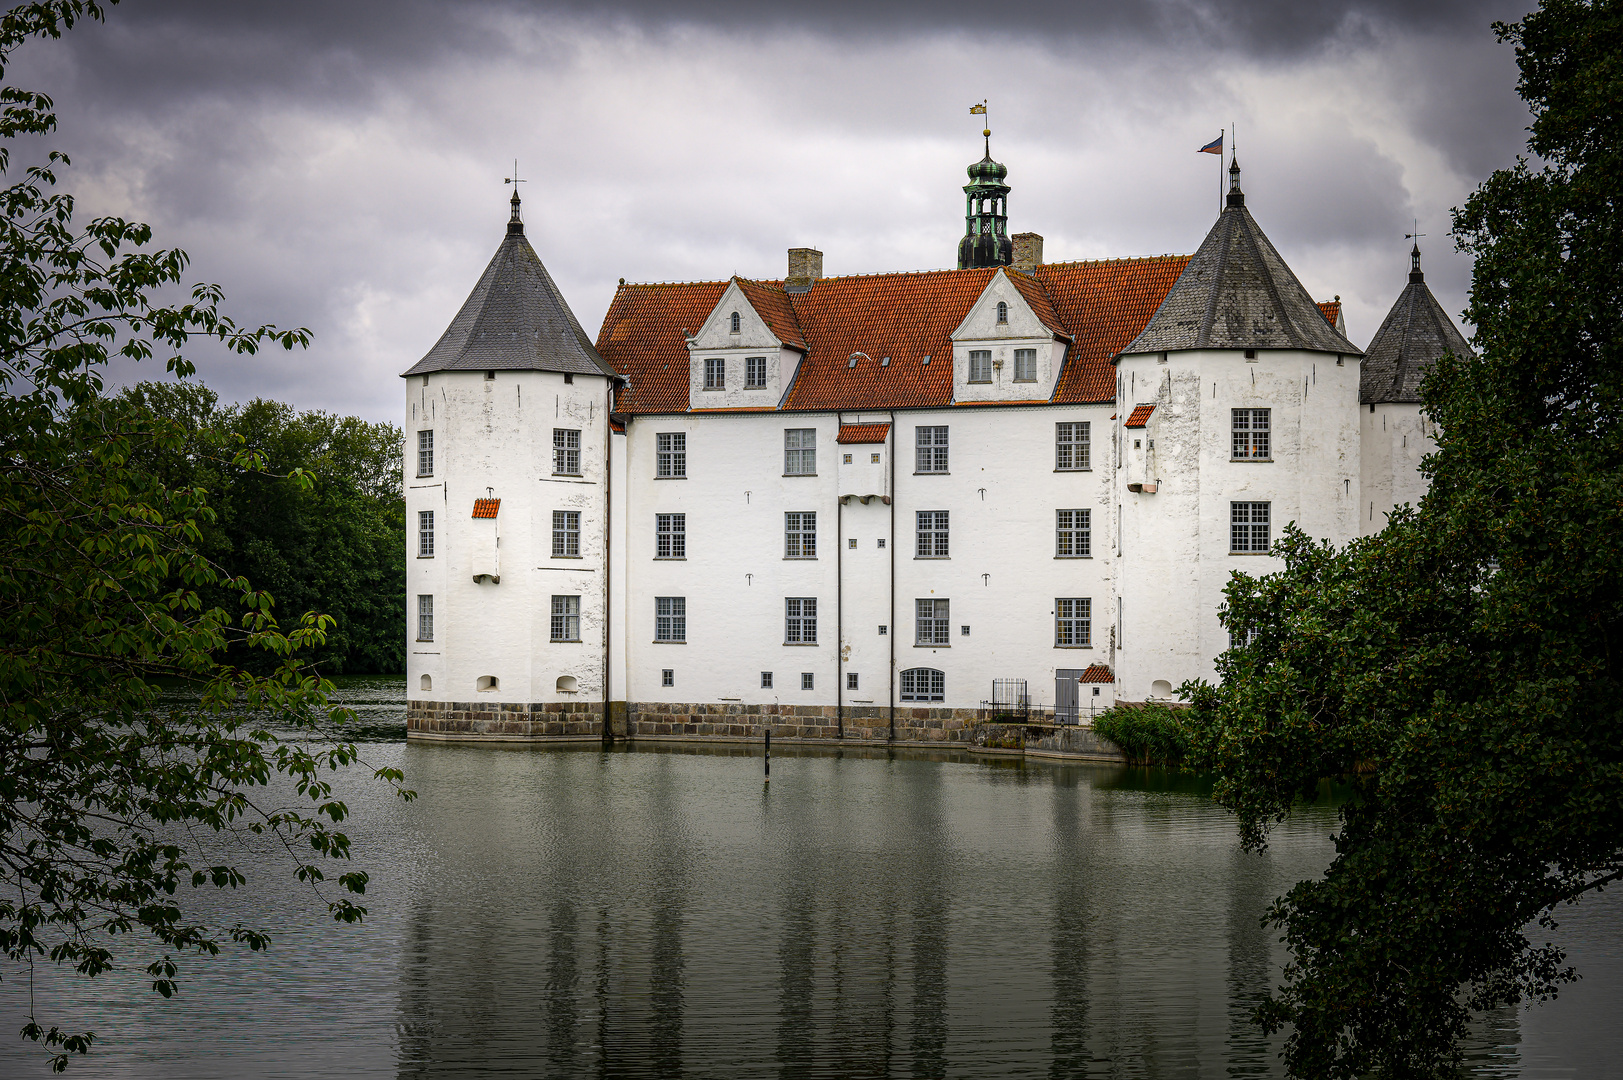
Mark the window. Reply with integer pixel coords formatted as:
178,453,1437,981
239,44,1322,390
552,511,581,557
417,511,435,557
746,356,767,388
916,511,949,558
656,432,686,478
785,597,818,644
847,672,859,690
729,311,740,333
655,597,686,642
553,428,581,475
1056,598,1091,646
848,538,857,549
784,428,816,475
550,595,580,642
1057,422,1090,470
416,595,434,641
915,426,948,472
996,301,1008,324
662,669,674,686
784,512,816,559
704,358,725,390
761,671,773,689
802,672,815,691
416,430,434,477
877,538,886,549
916,599,951,645
1013,348,1036,382
901,668,944,702
564,372,573,384
656,513,686,559
484,370,495,381
1056,509,1091,557
1232,408,1271,459
1229,626,1257,650
968,350,992,383
871,453,880,464
878,624,888,635
1231,501,1271,553
843,453,852,464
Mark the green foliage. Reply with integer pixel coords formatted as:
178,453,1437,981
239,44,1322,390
0,2,412,1071
120,382,406,675
1091,701,1193,767
1185,2,1623,1077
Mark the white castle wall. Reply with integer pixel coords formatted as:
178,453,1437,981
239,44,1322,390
1361,402,1435,534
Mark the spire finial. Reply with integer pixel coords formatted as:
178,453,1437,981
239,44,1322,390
505,159,526,234
1405,221,1426,282
1226,155,1245,208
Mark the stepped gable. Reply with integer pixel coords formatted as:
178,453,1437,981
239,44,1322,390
599,280,729,413
1036,256,1191,403
1123,162,1358,358
1361,248,1473,404
597,259,1190,414
403,193,616,380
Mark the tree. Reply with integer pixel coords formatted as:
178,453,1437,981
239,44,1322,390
1185,2,1623,1077
0,2,409,1071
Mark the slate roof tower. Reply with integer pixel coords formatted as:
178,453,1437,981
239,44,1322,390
1360,242,1473,404
957,134,1014,270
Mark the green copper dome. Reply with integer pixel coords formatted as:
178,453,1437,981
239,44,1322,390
967,152,1008,185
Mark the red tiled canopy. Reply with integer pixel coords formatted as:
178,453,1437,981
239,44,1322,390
1123,404,1155,428
837,423,891,444
472,498,501,519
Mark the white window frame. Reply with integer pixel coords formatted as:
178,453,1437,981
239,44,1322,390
552,510,581,557
729,311,740,333
745,356,767,388
784,428,816,475
703,357,725,390
785,597,818,644
656,513,686,559
1056,509,1091,557
915,426,948,473
656,432,686,478
916,598,950,646
1231,501,1271,553
416,429,434,477
968,350,992,384
1056,598,1091,647
801,672,815,691
1056,422,1090,470
784,512,817,559
1013,348,1036,382
900,667,944,702
655,597,686,642
996,301,1008,324
550,595,581,642
417,510,435,557
916,510,949,558
553,428,581,475
847,672,859,691
1232,408,1271,460
416,594,434,642
761,671,773,689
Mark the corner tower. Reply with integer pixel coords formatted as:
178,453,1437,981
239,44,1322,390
1111,158,1363,702
957,132,1014,269
1359,243,1472,534
401,189,620,742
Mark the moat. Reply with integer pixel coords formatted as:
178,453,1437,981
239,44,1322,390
1,677,1617,1078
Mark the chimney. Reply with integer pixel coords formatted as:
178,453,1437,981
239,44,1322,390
786,247,823,291
1012,233,1044,275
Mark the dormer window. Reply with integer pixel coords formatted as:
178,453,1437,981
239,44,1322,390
968,350,993,383
730,311,741,334
996,301,1008,324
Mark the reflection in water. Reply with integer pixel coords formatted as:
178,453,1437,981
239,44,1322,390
2,691,1616,1079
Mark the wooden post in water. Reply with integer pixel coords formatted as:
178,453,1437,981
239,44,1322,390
764,727,771,783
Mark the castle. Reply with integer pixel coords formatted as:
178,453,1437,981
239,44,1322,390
401,141,1470,745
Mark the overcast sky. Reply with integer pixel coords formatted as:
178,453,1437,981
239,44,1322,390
9,0,1532,423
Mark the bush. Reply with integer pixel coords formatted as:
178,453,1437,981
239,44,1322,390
1091,701,1193,767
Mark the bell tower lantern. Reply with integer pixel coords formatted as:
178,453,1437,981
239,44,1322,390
957,132,1014,269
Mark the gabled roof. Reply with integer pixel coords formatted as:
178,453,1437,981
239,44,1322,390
1317,299,1343,331
597,257,1190,415
1123,404,1155,428
1081,663,1114,683
733,277,806,350
1123,181,1359,358
403,201,616,380
1361,271,1473,404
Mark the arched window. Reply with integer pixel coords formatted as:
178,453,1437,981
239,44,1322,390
996,301,1008,324
556,675,578,693
730,311,741,334
900,668,944,702
419,674,432,691
476,675,499,692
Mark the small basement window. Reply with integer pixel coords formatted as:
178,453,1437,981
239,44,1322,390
476,675,499,692
556,675,578,693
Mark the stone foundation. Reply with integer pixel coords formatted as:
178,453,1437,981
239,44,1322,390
626,701,980,746
406,699,605,741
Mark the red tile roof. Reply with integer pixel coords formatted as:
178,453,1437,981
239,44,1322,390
1123,404,1155,428
1036,257,1191,403
471,498,500,519
837,423,890,444
1081,663,1114,683
1317,299,1342,329
596,256,1190,415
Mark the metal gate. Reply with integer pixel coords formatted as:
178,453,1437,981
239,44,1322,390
1055,669,1083,726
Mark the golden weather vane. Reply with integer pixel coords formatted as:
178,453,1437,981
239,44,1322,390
970,99,989,138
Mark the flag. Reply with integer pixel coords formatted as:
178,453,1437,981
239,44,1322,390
1198,134,1223,155
970,103,987,115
